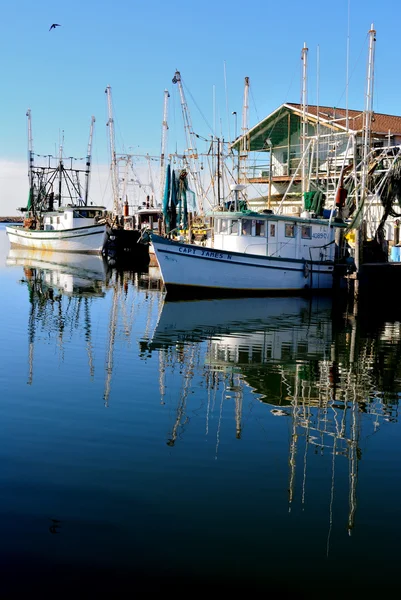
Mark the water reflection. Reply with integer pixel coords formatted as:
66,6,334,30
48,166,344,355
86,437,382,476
3,243,401,585
146,295,400,542
6,247,164,397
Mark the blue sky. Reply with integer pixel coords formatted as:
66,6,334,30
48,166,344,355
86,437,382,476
1,0,401,211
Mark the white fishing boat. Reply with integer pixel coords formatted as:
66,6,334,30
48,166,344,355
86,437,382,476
6,206,107,254
6,111,107,254
151,210,348,294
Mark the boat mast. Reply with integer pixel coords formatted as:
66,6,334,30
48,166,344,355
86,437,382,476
85,116,95,206
301,42,308,197
239,76,250,192
172,70,204,214
58,130,64,208
361,24,376,194
105,85,120,216
160,89,170,205
355,24,376,300
26,109,34,215
146,154,155,206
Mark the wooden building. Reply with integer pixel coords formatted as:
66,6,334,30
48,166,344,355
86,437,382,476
231,103,401,234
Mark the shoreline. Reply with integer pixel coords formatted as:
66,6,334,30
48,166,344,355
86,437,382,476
0,217,23,223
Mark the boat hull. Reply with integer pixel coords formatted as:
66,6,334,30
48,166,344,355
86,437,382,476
151,234,335,294
6,224,107,254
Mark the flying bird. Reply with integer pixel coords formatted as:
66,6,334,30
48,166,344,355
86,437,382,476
49,23,61,31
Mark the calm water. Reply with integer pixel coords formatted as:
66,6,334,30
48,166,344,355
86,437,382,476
0,224,400,594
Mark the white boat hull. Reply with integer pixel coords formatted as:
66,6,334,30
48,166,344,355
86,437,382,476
6,224,107,254
151,234,334,293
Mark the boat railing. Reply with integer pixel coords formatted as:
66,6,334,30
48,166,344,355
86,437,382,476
243,243,266,255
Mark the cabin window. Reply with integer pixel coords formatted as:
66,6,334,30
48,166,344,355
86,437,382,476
285,223,295,238
270,223,276,237
73,210,92,218
64,212,68,220
301,225,312,239
50,217,53,225
229,219,239,235
57,217,60,225
255,220,266,236
241,220,252,236
220,219,228,234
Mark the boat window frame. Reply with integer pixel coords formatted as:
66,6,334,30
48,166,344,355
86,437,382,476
219,219,228,234
301,225,312,239
285,223,296,238
254,220,266,237
229,219,239,235
269,223,276,237
241,219,252,236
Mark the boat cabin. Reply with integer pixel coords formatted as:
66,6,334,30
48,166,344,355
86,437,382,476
43,206,106,231
209,212,343,262
136,208,163,232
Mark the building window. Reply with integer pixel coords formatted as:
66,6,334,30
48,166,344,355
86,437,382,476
255,220,266,236
301,225,312,239
270,223,276,237
241,220,252,235
285,223,295,238
230,219,239,235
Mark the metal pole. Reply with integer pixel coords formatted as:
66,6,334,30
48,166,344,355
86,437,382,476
240,77,250,193
58,131,64,208
105,85,120,216
301,42,308,197
355,23,376,301
217,138,221,206
160,89,170,205
172,71,204,213
26,109,34,215
85,116,95,205
268,142,272,209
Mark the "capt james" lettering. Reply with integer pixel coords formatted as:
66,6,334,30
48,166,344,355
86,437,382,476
178,247,232,260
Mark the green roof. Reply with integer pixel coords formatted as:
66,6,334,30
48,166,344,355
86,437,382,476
231,104,300,152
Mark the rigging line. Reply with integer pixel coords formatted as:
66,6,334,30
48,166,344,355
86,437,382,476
223,161,267,201
336,32,369,108
182,79,214,134
250,85,260,123
261,61,299,146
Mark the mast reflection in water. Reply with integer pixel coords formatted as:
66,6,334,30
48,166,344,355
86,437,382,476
146,295,400,551
1,232,401,594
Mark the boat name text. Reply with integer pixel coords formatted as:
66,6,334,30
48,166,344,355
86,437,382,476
178,246,232,260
